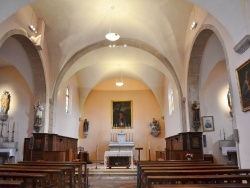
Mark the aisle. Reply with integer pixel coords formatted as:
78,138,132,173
87,163,137,188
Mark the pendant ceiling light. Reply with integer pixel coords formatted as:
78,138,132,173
28,11,37,33
190,6,198,30
116,65,123,87
106,6,120,41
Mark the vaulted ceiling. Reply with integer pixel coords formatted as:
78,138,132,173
29,0,194,93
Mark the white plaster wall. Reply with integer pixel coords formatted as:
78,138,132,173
200,34,233,164
54,75,80,138
163,77,182,137
0,35,37,162
0,66,35,162
0,37,35,95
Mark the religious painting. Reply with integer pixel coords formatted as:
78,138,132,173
191,136,201,149
202,116,214,132
112,100,132,128
236,58,250,112
33,138,44,150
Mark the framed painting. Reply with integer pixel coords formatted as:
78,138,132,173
33,138,44,150
112,100,132,128
202,116,214,132
191,136,201,149
236,58,250,111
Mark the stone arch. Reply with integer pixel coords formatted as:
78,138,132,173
187,24,231,132
0,29,46,130
51,38,185,131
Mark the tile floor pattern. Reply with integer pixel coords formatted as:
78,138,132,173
87,163,137,188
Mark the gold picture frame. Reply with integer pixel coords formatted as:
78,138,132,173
236,58,250,112
202,116,214,132
112,100,132,129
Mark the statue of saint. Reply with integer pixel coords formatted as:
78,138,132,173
34,101,44,126
192,101,200,123
150,118,161,137
1,90,10,114
83,119,89,132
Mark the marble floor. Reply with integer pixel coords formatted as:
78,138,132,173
87,163,137,188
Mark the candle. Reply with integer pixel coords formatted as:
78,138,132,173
149,141,150,150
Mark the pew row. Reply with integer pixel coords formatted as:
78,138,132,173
18,161,88,188
137,162,237,188
142,169,250,188
152,184,250,188
0,180,25,188
0,165,65,187
147,175,250,188
0,172,47,188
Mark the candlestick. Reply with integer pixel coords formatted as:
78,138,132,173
11,122,15,142
12,122,15,132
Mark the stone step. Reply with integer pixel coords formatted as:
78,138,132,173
88,169,136,176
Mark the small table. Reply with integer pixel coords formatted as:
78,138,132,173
135,147,143,161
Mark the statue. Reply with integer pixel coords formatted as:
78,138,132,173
0,90,11,122
83,119,89,138
34,101,44,126
191,100,201,131
150,118,161,137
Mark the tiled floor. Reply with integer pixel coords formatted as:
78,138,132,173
87,163,137,188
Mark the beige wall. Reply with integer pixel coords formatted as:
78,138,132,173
0,66,34,162
78,89,165,162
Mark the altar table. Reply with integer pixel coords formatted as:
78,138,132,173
104,151,134,169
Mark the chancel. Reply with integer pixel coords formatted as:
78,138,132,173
104,128,134,168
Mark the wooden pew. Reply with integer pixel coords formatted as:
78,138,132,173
18,161,88,188
142,169,250,188
138,160,213,164
10,163,74,188
147,175,250,188
0,180,25,188
152,184,250,188
0,172,47,188
137,163,237,188
0,165,64,187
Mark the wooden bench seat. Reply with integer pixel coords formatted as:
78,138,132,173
13,163,75,187
18,161,87,188
152,184,250,188
142,169,250,188
0,180,25,188
147,175,250,188
0,172,47,188
138,165,238,188
0,165,64,187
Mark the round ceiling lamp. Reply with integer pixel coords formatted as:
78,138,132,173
116,81,123,87
106,33,120,41
106,6,120,41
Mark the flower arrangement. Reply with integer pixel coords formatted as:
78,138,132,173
185,153,193,159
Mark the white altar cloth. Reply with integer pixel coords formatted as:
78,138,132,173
0,148,16,157
221,147,237,156
104,151,134,169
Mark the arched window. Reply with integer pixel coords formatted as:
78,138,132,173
65,86,69,113
168,85,174,115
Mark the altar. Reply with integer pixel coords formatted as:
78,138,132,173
104,132,134,169
104,151,134,169
0,139,18,164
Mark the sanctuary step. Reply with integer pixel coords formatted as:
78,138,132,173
88,163,136,176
